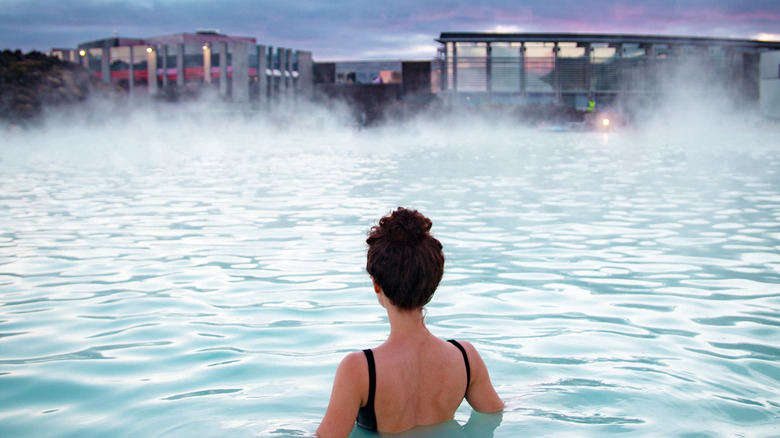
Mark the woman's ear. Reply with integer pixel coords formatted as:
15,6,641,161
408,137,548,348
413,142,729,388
372,279,387,308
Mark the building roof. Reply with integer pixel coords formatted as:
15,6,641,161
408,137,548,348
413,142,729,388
436,32,780,50
145,32,255,45
77,32,256,50
78,37,146,50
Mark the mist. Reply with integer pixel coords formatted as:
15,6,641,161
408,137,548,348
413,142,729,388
1,58,777,197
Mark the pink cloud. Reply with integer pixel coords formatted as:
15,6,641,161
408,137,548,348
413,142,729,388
613,5,648,21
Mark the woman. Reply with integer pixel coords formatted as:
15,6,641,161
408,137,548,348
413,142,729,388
317,207,504,437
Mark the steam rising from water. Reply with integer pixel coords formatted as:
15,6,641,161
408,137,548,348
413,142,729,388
2,57,775,170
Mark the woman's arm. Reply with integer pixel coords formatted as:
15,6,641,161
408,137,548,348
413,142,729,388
316,352,368,438
460,341,505,413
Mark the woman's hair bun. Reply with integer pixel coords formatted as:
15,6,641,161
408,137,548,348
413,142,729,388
379,207,432,245
366,207,444,310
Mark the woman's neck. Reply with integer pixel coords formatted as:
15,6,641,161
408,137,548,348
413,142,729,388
385,305,430,343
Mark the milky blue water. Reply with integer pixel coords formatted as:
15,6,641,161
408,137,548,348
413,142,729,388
1,116,779,437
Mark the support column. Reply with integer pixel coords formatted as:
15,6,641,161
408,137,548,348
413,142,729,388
280,48,288,101
230,41,249,103
520,43,526,103
203,43,212,84
129,46,135,96
147,46,158,96
267,46,276,102
285,48,293,101
257,45,268,103
553,42,561,104
616,43,625,98
101,46,111,85
644,44,654,93
176,43,184,86
452,42,458,93
486,42,493,103
276,47,286,102
440,46,448,92
161,45,168,87
585,43,593,96
296,50,313,100
284,49,294,94
219,42,228,97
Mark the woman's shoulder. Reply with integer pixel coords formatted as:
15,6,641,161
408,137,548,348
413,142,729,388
338,350,369,373
445,339,492,375
331,350,371,404
447,339,478,356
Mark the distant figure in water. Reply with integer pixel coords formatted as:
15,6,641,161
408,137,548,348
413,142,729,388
317,207,504,437
587,95,596,112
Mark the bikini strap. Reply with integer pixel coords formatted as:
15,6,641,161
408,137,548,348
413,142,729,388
447,340,471,398
356,349,378,431
363,349,376,409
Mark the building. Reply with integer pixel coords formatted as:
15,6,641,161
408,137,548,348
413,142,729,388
435,32,780,110
760,51,780,119
51,31,780,119
73,31,312,104
312,60,437,125
50,48,80,63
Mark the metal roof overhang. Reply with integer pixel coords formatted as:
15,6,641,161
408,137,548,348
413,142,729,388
78,37,146,50
436,32,780,50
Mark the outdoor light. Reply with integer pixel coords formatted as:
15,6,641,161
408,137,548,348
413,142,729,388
79,50,86,56
602,118,610,127
146,47,153,53
203,44,209,51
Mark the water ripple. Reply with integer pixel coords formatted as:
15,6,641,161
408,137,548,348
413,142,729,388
1,127,779,437
0,341,173,364
162,388,242,401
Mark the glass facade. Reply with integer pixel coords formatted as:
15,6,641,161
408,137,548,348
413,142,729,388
491,42,521,94
110,46,131,72
105,46,152,88
435,33,779,108
76,33,310,105
183,43,204,82
523,42,554,94
454,42,487,92
87,48,103,75
334,61,402,85
132,46,148,76
70,32,777,108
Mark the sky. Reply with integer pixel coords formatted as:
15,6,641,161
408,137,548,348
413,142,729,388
1,0,779,61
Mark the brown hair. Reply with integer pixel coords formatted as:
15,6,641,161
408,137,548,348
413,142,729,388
366,207,444,310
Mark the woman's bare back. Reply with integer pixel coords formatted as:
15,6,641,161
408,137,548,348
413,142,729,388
369,336,470,432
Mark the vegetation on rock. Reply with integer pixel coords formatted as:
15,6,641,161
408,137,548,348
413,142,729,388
0,50,124,124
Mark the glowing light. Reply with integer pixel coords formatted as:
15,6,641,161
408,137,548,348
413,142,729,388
753,33,780,42
602,118,610,127
202,44,209,51
146,47,153,53
488,25,524,33
79,50,86,56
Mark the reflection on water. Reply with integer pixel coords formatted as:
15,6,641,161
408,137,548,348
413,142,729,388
0,120,779,437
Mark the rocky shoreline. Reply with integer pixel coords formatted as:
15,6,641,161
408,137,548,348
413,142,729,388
0,50,124,125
